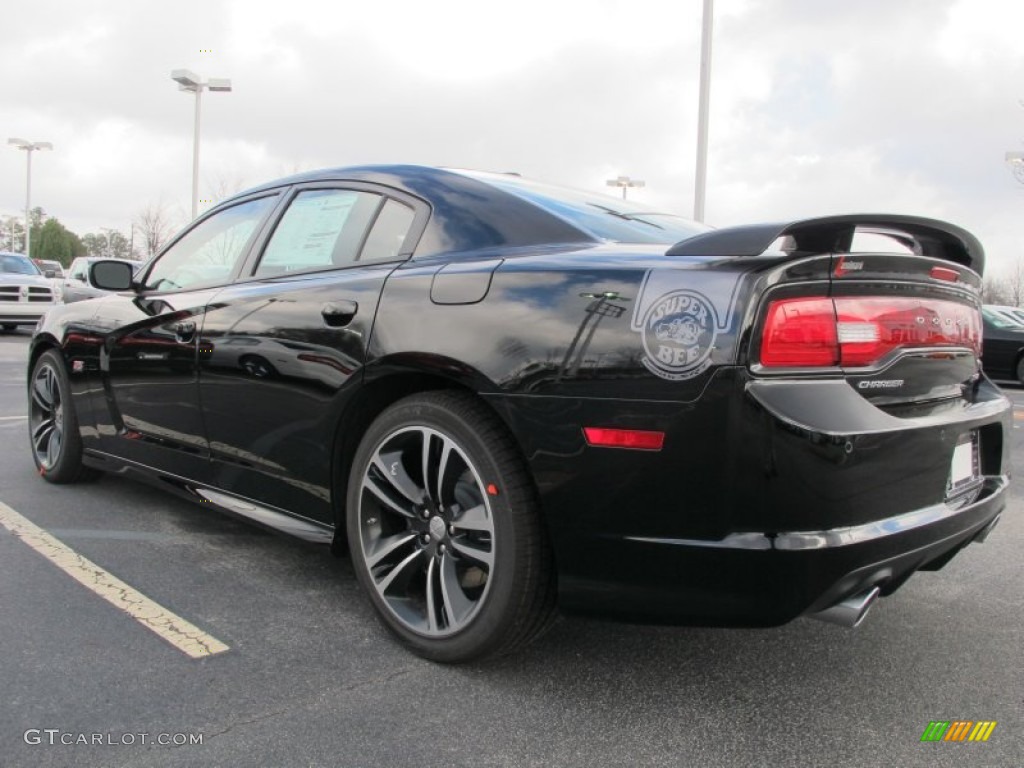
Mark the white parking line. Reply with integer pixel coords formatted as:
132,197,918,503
0,500,229,659
0,415,26,420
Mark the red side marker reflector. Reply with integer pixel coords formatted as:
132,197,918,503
486,483,499,496
583,427,665,451
929,266,959,282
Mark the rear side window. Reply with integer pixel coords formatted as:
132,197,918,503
360,199,415,262
255,189,381,277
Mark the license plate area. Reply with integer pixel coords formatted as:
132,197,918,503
947,431,980,501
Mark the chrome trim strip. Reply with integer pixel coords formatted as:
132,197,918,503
83,449,335,544
626,476,1007,552
625,532,773,551
195,488,334,543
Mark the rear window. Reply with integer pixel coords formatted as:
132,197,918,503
465,172,710,245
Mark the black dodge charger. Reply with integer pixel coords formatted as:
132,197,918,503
27,166,1009,661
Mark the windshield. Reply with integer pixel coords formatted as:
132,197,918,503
464,171,711,245
0,253,41,276
982,308,1024,329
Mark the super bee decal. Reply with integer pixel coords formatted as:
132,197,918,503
641,290,717,380
631,270,742,381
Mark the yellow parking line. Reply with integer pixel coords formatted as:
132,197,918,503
0,500,229,659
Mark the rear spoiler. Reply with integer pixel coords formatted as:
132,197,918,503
666,214,985,274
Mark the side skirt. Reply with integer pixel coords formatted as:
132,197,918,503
82,450,335,544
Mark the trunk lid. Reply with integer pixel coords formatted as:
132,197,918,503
667,215,985,408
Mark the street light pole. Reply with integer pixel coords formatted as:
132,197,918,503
171,69,232,219
192,85,202,221
606,175,646,200
694,0,714,222
7,138,53,256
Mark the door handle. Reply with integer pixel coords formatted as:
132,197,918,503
321,300,358,327
174,320,197,342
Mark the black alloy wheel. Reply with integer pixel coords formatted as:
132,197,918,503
28,349,97,483
347,391,555,662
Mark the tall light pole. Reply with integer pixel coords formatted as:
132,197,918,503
7,138,53,256
694,0,714,222
171,69,232,219
606,176,645,200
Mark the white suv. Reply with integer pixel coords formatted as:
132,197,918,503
0,251,60,331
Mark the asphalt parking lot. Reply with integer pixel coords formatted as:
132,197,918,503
1,328,1022,768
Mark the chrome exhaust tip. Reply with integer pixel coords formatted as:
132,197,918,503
809,586,881,628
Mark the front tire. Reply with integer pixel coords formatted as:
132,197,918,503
29,349,98,483
346,391,555,662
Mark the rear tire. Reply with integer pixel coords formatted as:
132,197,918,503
346,391,555,662
1016,356,1024,386
28,349,99,483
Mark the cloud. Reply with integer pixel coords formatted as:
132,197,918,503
1,0,1021,274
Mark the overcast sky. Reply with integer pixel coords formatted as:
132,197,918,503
2,0,1022,273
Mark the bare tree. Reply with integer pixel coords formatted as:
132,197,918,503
981,275,1013,305
1007,258,1024,306
134,203,179,258
1008,100,1024,185
205,173,249,207
2,216,25,252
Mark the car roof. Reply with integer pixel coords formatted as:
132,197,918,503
223,164,594,257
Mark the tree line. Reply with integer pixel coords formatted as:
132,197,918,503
1,204,179,267
981,260,1024,307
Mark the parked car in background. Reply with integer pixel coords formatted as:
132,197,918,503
0,251,60,330
983,303,1024,327
34,259,66,305
27,166,1010,662
981,306,1024,383
34,259,65,279
63,256,138,303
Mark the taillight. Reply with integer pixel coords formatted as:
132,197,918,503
760,297,981,368
760,298,838,366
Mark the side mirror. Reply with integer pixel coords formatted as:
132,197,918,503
90,260,134,291
44,269,56,278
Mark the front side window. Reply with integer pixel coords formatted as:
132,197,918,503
255,189,383,277
144,196,276,291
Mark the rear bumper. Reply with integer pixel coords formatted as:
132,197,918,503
558,474,1007,625
492,367,1011,626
